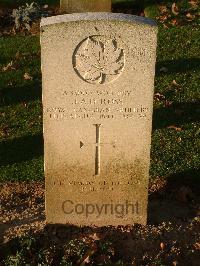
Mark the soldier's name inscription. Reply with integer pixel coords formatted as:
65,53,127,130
44,89,149,120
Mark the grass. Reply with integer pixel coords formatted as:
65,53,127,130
0,24,199,183
0,0,200,184
0,36,43,181
152,25,200,183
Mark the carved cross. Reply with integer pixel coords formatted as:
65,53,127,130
80,124,116,175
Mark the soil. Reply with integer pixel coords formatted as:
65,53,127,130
0,2,200,265
0,180,199,265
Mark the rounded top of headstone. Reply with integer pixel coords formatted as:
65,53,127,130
40,12,157,28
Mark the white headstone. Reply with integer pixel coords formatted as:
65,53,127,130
41,13,158,226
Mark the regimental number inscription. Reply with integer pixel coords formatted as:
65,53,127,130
73,36,125,84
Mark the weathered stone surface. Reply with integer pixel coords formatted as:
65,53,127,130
60,0,111,13
41,13,157,226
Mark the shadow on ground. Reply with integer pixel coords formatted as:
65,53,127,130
148,169,200,224
112,0,143,14
156,58,200,75
0,133,43,166
0,81,42,107
153,100,200,129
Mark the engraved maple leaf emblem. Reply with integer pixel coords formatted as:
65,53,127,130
75,37,124,84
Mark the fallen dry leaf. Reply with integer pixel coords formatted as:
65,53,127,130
22,102,28,107
171,19,178,26
2,61,15,72
168,125,182,131
159,14,168,22
172,80,182,92
154,92,165,101
172,3,179,15
77,244,97,265
160,242,165,251
159,5,168,14
189,0,199,8
193,242,200,250
163,23,169,29
24,72,33,80
186,13,195,21
82,257,91,264
91,233,100,241
172,80,180,87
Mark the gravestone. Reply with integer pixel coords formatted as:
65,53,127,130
41,13,157,226
60,0,111,13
